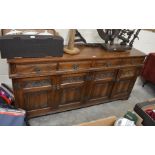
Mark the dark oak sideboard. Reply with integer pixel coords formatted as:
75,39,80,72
8,46,146,118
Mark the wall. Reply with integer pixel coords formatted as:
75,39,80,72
0,30,155,87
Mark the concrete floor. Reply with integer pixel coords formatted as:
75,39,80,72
29,78,155,126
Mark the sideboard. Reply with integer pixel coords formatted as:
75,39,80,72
8,45,146,118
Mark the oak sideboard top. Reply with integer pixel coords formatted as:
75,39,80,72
7,45,146,64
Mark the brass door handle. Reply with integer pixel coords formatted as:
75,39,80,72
56,85,60,90
53,84,60,90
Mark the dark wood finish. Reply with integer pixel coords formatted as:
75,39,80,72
8,46,146,118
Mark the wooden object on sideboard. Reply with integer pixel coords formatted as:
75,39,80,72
8,45,146,118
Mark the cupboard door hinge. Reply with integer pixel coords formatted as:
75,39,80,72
14,83,21,90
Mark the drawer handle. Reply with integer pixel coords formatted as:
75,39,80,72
34,67,41,73
106,62,112,67
57,85,60,90
72,64,79,70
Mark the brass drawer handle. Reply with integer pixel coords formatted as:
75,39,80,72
106,62,112,67
72,64,79,70
34,67,41,73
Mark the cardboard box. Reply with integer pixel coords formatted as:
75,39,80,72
79,116,117,126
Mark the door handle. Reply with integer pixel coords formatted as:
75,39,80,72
53,85,60,90
56,85,60,90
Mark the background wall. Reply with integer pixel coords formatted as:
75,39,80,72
0,29,155,87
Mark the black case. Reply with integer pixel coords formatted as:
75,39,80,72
134,101,155,126
0,35,64,58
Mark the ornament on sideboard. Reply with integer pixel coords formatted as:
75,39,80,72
72,29,141,52
97,29,141,51
64,29,80,55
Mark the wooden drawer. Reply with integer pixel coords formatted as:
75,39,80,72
15,63,57,74
122,57,144,66
94,69,117,81
59,61,91,71
117,67,138,80
95,59,122,68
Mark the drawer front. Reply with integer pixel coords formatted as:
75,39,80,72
122,57,144,66
59,61,91,71
16,63,57,74
94,69,117,81
95,59,122,68
117,67,138,80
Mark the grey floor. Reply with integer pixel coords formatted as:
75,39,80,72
29,78,155,126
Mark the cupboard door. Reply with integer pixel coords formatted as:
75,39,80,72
13,76,58,115
87,69,117,103
56,72,87,108
111,66,140,99
111,78,136,99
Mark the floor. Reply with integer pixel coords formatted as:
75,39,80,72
29,78,155,126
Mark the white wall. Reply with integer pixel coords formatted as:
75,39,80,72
0,30,155,87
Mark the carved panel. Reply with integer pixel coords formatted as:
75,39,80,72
24,91,49,110
62,76,84,84
111,79,134,98
60,87,82,105
91,82,113,99
23,79,51,88
95,72,114,80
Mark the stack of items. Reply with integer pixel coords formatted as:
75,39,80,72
114,111,138,126
0,83,26,126
134,100,155,126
